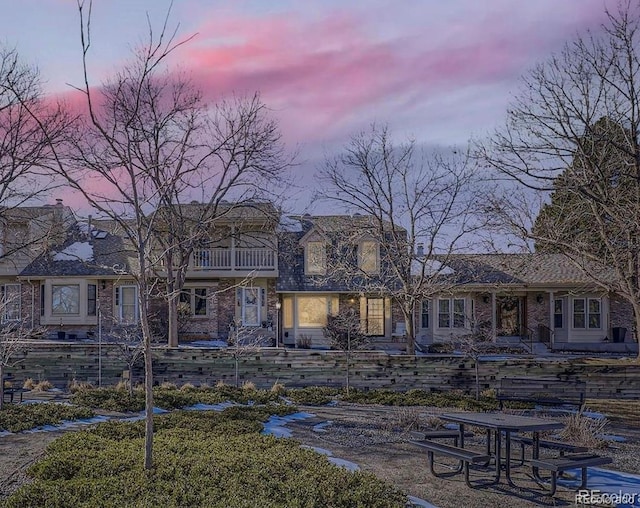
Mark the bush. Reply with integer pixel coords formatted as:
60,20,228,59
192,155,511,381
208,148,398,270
0,404,95,433
560,410,609,449
342,388,498,411
286,386,342,405
33,380,53,392
22,378,35,390
5,408,406,508
68,379,94,393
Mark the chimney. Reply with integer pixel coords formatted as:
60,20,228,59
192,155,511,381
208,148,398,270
416,243,424,257
55,198,63,207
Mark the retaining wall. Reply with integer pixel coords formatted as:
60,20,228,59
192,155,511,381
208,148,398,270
6,343,640,399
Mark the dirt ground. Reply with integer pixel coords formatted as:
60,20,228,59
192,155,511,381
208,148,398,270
1,401,638,507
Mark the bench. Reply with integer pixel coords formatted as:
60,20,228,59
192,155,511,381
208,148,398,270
410,430,473,446
497,377,586,411
511,436,588,465
2,375,25,404
529,454,613,496
410,440,491,488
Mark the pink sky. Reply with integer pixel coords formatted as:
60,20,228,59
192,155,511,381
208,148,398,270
0,0,615,212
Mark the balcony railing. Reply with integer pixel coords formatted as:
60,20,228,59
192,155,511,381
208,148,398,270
193,248,276,271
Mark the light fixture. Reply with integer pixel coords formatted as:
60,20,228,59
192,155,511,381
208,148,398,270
275,301,281,310
536,294,544,304
100,280,106,290
482,295,490,304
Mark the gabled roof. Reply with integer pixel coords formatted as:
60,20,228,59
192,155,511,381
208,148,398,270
19,224,136,278
288,214,404,245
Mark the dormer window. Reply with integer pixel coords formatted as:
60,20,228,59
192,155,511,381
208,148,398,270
306,241,326,275
358,240,379,274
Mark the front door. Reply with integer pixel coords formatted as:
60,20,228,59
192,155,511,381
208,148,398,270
496,296,525,336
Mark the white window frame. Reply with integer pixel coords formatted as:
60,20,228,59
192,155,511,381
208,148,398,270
305,241,326,275
116,285,139,324
421,299,430,329
365,297,385,336
572,297,601,329
241,287,261,327
1,283,21,323
438,297,466,329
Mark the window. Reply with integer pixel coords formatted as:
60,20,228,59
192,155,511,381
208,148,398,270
297,296,329,327
358,241,379,274
365,298,385,336
554,299,563,329
588,299,601,328
573,298,601,329
52,285,80,315
421,300,430,328
1,284,21,322
241,287,260,326
180,288,208,317
438,298,466,328
116,286,138,324
88,284,97,317
306,241,326,275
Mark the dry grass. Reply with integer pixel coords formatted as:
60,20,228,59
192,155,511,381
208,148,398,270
159,381,177,390
270,381,286,395
33,380,53,392
215,380,227,389
68,379,94,393
559,410,609,449
179,382,196,391
22,378,35,390
241,381,257,391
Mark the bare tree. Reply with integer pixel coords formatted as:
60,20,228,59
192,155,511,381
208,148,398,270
322,307,368,395
108,324,146,396
317,124,483,354
478,2,640,359
226,319,265,388
0,46,72,262
41,1,290,470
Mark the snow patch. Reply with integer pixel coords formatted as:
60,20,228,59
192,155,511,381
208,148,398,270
53,242,94,261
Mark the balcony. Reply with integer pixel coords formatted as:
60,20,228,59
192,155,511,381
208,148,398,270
192,248,277,272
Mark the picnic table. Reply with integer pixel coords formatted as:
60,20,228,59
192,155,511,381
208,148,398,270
414,412,612,495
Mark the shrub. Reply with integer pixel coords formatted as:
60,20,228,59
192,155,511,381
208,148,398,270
69,379,94,393
160,381,177,390
286,386,341,405
0,403,95,433
33,380,53,392
427,342,455,354
4,408,407,508
22,378,35,390
270,381,286,395
179,383,197,391
241,381,256,392
560,410,609,449
296,334,312,349
71,388,145,412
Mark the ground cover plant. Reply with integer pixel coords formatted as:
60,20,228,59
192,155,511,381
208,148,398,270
0,404,95,433
2,407,407,508
342,388,500,411
70,383,282,412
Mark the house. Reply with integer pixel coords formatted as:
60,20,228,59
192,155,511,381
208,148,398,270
0,201,74,328
17,201,281,345
414,254,637,353
276,215,405,349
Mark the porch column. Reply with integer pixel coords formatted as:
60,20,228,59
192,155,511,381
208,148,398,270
549,291,555,347
230,224,236,270
491,291,497,342
292,295,298,347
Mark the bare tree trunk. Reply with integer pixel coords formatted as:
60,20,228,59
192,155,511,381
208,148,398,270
345,351,350,396
475,360,480,400
0,364,4,411
403,305,416,355
167,296,179,348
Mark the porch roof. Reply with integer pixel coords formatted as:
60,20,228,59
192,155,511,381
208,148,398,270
443,254,612,287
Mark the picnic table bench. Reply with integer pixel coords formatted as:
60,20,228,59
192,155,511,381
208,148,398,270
529,453,613,496
511,436,588,465
410,430,473,446
497,377,586,411
410,440,491,488
2,375,25,404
